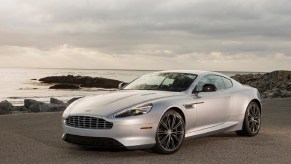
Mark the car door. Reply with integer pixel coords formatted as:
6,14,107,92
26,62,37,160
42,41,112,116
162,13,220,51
194,75,231,129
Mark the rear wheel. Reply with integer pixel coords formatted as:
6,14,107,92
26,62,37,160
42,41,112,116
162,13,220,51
152,110,185,154
236,102,261,136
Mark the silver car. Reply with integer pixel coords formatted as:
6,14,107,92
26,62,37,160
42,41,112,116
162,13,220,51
62,70,261,154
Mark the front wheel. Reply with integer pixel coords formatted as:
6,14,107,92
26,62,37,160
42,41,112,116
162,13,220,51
152,110,185,154
236,102,261,136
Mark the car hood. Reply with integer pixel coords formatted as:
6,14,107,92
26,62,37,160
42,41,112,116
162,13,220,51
67,90,182,117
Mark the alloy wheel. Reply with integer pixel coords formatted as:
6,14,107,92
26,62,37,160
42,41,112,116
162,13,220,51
157,113,185,151
247,103,261,133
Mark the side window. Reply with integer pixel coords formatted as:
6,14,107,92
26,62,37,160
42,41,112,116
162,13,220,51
196,75,226,91
196,76,209,91
222,77,233,89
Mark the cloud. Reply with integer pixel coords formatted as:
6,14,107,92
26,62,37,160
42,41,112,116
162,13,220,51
0,45,290,72
0,0,291,71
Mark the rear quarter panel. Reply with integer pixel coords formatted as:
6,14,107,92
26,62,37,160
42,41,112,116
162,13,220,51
229,82,261,116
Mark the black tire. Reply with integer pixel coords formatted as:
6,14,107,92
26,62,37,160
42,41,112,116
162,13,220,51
152,110,185,154
236,101,261,136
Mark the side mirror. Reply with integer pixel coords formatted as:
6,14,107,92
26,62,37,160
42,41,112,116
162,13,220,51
118,82,128,89
202,84,217,92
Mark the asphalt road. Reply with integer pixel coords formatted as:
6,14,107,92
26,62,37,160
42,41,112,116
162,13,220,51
0,98,291,164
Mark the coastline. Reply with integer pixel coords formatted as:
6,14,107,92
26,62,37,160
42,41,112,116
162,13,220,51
1,70,290,115
0,68,260,105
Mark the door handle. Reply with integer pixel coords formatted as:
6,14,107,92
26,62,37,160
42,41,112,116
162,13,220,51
183,102,204,109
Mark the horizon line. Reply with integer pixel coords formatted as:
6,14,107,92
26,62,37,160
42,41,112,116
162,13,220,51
0,66,269,73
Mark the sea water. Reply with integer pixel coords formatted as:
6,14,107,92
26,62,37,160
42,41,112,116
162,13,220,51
0,68,258,105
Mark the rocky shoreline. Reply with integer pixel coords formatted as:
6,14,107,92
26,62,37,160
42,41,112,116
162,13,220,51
1,75,123,115
39,75,122,89
0,97,82,115
231,70,291,98
1,70,291,115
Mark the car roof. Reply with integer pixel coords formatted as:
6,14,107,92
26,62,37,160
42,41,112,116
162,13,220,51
157,70,232,79
157,70,211,75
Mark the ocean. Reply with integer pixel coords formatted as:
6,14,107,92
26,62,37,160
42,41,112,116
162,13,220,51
0,68,259,105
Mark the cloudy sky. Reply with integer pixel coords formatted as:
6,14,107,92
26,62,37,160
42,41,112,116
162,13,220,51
0,0,291,72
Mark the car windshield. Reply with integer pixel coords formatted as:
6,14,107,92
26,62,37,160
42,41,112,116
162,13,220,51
123,72,197,92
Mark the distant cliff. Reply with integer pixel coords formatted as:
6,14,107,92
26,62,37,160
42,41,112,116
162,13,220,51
231,71,291,98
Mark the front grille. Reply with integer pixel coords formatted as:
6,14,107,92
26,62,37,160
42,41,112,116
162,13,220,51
65,116,113,129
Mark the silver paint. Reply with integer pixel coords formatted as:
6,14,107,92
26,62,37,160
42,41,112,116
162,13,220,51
62,70,261,149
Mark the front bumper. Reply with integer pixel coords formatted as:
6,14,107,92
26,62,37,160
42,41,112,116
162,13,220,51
62,121,158,150
62,134,125,148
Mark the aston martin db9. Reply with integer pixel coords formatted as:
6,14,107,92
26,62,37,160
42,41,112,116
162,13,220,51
62,70,261,154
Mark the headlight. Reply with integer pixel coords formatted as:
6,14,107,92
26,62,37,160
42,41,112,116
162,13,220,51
114,103,153,118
